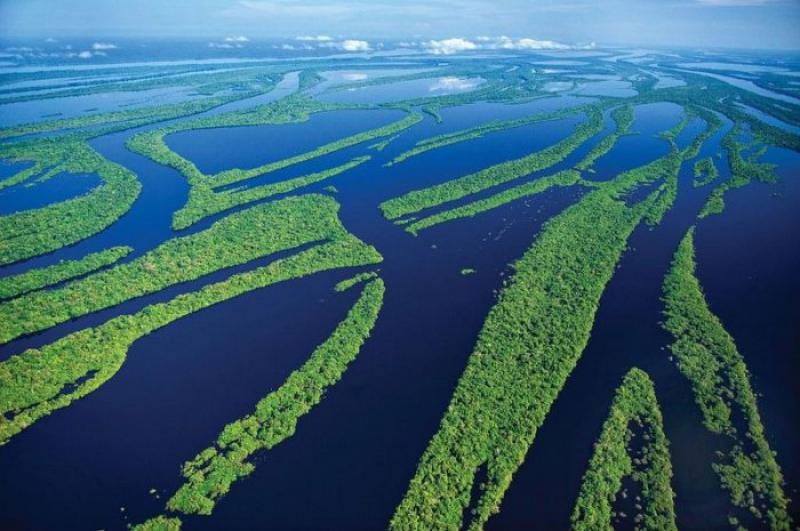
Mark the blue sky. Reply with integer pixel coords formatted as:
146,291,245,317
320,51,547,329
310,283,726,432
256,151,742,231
1,0,799,50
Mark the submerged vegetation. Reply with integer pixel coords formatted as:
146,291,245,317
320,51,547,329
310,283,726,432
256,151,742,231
571,368,676,531
662,228,791,529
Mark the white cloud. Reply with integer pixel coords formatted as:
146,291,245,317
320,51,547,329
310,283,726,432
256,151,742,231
224,35,250,42
342,72,369,81
429,76,481,92
479,36,570,51
296,35,334,41
78,51,93,59
44,37,58,43
91,42,117,50
514,38,570,50
340,39,371,52
425,38,477,55
208,42,235,49
420,36,576,54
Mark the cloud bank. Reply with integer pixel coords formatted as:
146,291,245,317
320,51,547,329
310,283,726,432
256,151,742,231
315,38,372,52
424,38,478,55
339,39,370,51
296,35,334,41
91,42,118,50
423,36,573,55
209,36,250,49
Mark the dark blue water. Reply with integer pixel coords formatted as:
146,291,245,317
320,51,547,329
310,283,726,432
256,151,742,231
489,109,737,531
693,147,800,509
0,160,34,182
0,172,101,215
0,86,204,127
0,71,301,279
588,102,681,181
0,64,798,531
0,97,586,530
165,109,404,175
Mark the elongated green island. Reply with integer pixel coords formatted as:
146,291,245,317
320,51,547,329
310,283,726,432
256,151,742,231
662,228,791,529
134,277,384,526
571,368,676,531
0,246,132,300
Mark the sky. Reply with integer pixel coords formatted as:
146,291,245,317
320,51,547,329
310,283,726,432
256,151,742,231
1,0,799,51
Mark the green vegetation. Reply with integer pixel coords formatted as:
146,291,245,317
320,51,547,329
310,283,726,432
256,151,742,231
127,103,418,189
0,70,290,264
0,70,280,140
681,106,723,161
0,63,279,106
380,107,603,222
662,228,791,529
369,134,400,151
575,105,634,171
0,195,382,446
0,195,359,344
208,111,420,189
334,271,379,292
693,157,719,187
386,106,583,167
125,95,344,185
400,103,699,236
0,162,46,191
571,368,676,531
156,278,384,517
0,139,141,266
131,515,182,531
0,246,132,300
128,107,421,229
390,144,682,531
422,106,443,124
172,155,370,229
2,56,798,529
700,126,778,218
405,169,583,235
